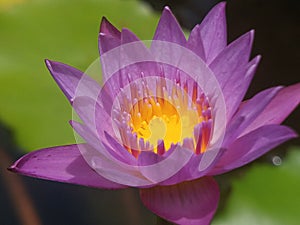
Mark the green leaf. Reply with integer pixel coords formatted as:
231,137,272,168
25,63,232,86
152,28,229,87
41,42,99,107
0,0,158,151
213,147,300,225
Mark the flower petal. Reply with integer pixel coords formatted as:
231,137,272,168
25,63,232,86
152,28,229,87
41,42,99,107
137,145,194,185
197,2,227,63
152,6,186,45
140,177,219,225
98,17,123,82
209,30,255,119
70,120,135,165
121,28,140,44
241,83,300,136
45,59,101,103
99,17,120,38
98,17,121,55
159,148,225,186
70,121,156,187
9,144,126,189
72,96,115,142
210,125,297,175
187,24,206,61
227,55,261,119
224,86,282,146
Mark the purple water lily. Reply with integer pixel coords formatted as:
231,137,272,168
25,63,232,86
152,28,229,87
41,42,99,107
9,2,299,225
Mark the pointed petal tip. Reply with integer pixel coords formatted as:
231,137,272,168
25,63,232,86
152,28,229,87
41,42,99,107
152,4,186,44
243,29,255,45
7,164,16,173
163,5,171,12
7,152,35,175
44,59,62,76
197,1,227,63
44,59,60,74
207,1,227,17
44,58,52,69
100,17,110,32
99,16,120,37
292,132,298,139
288,127,299,138
233,29,255,46
101,16,108,24
161,5,176,19
250,54,261,67
8,157,26,174
99,17,109,34
255,54,262,62
246,55,261,76
8,145,127,189
250,29,255,42
215,1,227,10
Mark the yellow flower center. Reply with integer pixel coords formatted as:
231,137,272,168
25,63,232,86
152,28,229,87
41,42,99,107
129,96,201,152
114,77,212,158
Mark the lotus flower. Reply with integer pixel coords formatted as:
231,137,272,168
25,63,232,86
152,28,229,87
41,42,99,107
9,2,299,225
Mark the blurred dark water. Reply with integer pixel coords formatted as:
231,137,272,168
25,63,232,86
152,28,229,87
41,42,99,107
1,1,299,225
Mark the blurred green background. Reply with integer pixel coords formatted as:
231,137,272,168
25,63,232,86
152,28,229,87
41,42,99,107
0,0,299,224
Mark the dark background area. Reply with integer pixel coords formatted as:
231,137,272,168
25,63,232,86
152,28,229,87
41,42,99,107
0,0,299,225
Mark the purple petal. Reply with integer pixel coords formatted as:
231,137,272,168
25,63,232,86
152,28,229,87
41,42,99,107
104,131,137,165
72,94,138,167
159,148,225,186
100,17,120,38
70,121,155,187
98,17,121,55
98,18,123,82
197,2,227,63
72,96,99,133
70,120,134,165
119,28,159,82
209,30,254,81
187,24,206,61
72,96,115,142
137,145,194,184
152,6,186,45
45,59,101,103
150,7,186,75
223,86,282,146
121,28,140,44
226,55,261,119
9,144,126,189
140,177,219,225
241,83,300,136
209,125,297,175
209,30,255,119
